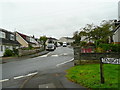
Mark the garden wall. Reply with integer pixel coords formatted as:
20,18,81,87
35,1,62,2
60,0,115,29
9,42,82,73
74,46,120,65
18,48,42,56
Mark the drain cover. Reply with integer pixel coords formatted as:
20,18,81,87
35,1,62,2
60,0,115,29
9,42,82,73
39,83,56,88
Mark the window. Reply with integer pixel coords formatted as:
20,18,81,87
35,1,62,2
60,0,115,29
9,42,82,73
10,34,15,41
1,46,3,51
0,31,5,38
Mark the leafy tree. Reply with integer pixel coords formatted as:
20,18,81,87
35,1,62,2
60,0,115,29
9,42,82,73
73,31,81,45
79,20,115,45
39,36,47,49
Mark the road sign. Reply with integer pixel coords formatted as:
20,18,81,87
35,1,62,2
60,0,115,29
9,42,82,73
101,58,120,64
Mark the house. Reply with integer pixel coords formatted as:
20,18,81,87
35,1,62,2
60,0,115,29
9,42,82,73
113,23,120,44
59,37,74,44
16,32,40,48
81,36,94,43
0,28,20,57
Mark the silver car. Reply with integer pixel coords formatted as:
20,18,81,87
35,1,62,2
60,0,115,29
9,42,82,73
46,43,56,51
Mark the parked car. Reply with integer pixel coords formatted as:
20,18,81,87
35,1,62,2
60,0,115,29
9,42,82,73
63,42,67,47
46,43,56,51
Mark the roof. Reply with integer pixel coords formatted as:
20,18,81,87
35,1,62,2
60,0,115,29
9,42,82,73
62,37,74,40
113,24,120,33
0,28,14,35
16,32,37,45
47,37,58,40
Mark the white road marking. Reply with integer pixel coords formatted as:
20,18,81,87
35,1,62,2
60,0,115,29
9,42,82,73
25,72,38,77
14,75,25,80
40,52,51,57
51,55,59,57
0,79,9,83
63,53,68,56
56,58,74,67
46,86,48,88
60,53,68,56
40,54,48,57
14,72,38,80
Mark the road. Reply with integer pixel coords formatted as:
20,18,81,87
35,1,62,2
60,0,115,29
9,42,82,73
1,47,86,89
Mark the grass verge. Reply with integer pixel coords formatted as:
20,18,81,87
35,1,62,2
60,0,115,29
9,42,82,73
66,64,120,89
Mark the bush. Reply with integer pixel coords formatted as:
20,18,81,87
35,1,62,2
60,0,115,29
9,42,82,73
98,44,111,51
13,48,18,55
98,44,120,52
95,47,104,53
28,44,33,49
80,41,87,47
4,49,14,57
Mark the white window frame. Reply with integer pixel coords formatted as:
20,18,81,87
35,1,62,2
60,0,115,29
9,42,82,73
0,31,6,38
0,45,3,51
10,34,15,41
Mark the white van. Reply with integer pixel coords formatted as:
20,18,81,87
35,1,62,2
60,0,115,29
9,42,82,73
63,42,67,47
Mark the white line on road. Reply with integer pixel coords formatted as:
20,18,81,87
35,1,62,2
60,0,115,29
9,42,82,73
51,55,59,57
0,79,9,83
14,75,25,80
40,52,51,57
46,86,49,88
60,53,68,56
56,58,74,67
25,72,38,77
14,72,38,80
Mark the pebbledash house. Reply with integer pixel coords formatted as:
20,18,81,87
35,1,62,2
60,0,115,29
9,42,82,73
0,28,20,57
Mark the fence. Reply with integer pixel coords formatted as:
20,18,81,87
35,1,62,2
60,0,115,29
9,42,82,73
74,46,120,65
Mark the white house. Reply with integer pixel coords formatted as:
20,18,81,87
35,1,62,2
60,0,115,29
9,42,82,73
0,29,20,57
113,25,120,44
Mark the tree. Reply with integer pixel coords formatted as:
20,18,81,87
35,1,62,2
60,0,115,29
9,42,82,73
73,31,81,45
81,24,96,42
79,20,114,45
90,21,114,44
39,36,47,50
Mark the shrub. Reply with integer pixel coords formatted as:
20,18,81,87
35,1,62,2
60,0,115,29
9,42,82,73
28,44,33,49
95,47,104,53
80,41,87,47
4,49,14,57
98,44,111,51
98,44,120,52
13,48,18,55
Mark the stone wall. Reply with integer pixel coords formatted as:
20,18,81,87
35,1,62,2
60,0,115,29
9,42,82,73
18,49,41,56
74,46,120,65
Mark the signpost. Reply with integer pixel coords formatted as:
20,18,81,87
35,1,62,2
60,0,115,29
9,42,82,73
100,57,120,84
100,57,105,84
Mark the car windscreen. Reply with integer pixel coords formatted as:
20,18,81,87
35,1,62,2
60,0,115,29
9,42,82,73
47,44,54,48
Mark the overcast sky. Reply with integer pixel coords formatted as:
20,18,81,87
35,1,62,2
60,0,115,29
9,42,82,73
0,0,119,39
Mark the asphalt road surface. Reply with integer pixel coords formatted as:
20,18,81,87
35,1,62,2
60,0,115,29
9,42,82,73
1,46,86,89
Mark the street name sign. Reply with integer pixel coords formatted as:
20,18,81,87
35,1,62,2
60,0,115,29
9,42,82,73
101,57,120,64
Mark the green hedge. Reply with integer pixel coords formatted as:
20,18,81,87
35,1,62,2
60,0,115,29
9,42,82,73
98,44,120,52
4,49,14,57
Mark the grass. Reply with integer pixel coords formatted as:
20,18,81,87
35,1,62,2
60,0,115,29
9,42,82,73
66,64,120,89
